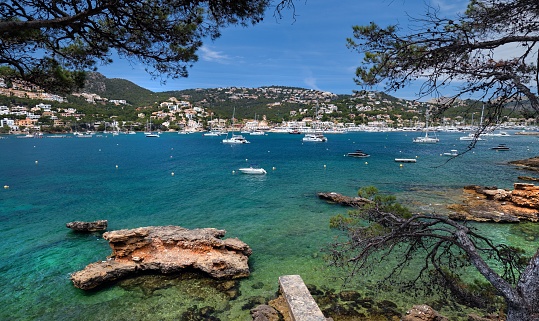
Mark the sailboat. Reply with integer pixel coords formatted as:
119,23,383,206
145,119,160,137
223,107,250,144
413,114,439,143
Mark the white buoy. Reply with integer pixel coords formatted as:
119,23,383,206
232,170,236,174
323,164,326,168
272,167,276,170
115,165,118,169
35,160,38,164
400,164,403,167
365,162,368,165
3,185,8,189
171,172,175,176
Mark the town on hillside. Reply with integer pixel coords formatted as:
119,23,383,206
0,77,535,135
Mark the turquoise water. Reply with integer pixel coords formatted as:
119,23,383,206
1,131,538,320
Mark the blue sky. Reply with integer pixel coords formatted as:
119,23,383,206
99,0,469,99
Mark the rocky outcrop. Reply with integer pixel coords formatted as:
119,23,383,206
66,220,108,232
71,226,252,290
317,192,373,207
509,156,539,172
401,305,448,321
447,184,539,222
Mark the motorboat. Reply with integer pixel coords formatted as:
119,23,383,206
459,134,484,141
302,133,327,142
238,165,267,175
443,149,458,156
347,149,370,158
249,130,265,136
204,130,225,136
394,158,417,163
289,129,301,134
145,132,160,138
222,134,250,144
490,143,510,151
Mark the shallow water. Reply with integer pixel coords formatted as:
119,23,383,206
1,131,538,320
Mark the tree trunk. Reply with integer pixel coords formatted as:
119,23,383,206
508,250,539,321
506,303,539,321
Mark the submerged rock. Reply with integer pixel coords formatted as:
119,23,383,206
70,225,252,290
317,192,373,207
66,220,108,232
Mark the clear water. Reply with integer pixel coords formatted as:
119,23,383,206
1,131,538,320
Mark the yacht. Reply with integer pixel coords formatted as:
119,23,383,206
204,129,225,136
346,150,370,158
490,144,510,151
302,133,327,142
459,134,484,141
145,132,160,138
413,135,439,143
238,165,267,175
222,134,250,144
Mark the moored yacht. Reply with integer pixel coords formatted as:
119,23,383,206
222,134,250,144
346,149,370,158
302,133,327,142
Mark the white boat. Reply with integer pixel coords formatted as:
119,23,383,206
443,149,458,156
204,130,225,136
413,114,439,143
238,165,267,175
249,130,265,136
222,107,250,144
145,120,159,137
395,158,417,163
459,134,484,141
302,133,327,142
413,135,439,143
223,134,250,144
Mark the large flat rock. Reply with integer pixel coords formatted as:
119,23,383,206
71,226,252,290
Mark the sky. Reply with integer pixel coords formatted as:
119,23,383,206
98,0,470,100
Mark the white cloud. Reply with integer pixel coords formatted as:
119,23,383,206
429,0,468,14
199,46,231,64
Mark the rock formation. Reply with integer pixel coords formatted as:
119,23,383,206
71,225,252,290
317,192,373,207
447,183,539,222
66,220,108,232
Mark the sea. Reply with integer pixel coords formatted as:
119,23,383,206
1,131,538,320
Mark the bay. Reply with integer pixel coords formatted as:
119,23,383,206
0,131,538,320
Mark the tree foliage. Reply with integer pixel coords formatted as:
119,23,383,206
348,0,539,130
327,186,539,320
0,0,296,95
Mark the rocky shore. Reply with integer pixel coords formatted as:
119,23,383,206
71,225,252,290
447,183,539,222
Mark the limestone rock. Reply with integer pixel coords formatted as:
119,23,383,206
447,184,539,222
401,305,448,321
71,226,251,290
66,220,108,232
317,192,373,207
